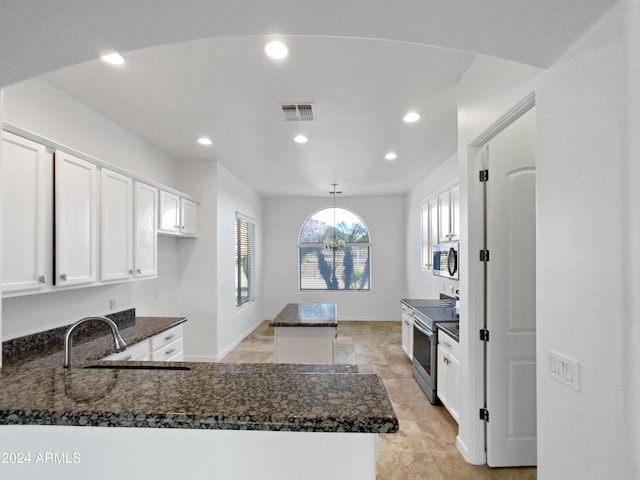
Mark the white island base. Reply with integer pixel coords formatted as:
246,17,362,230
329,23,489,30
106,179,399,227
0,425,377,480
273,326,336,363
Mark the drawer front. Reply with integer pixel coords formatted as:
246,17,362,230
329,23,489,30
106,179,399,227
151,336,183,361
438,330,459,357
102,339,150,361
150,325,184,351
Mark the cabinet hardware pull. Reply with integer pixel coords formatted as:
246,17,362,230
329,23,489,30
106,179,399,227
136,269,142,274
165,334,176,341
38,274,46,283
60,273,67,281
129,269,134,275
165,348,176,355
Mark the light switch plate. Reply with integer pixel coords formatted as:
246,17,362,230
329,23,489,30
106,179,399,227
547,349,580,391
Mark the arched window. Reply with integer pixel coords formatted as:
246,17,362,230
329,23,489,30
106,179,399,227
299,207,370,291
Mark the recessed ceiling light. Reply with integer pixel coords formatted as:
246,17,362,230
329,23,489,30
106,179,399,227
403,112,421,123
385,152,398,161
294,135,308,144
197,137,213,146
265,40,288,60
101,52,125,65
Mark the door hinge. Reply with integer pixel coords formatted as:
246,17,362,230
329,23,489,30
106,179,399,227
479,169,489,182
479,249,490,262
479,408,490,422
479,329,490,342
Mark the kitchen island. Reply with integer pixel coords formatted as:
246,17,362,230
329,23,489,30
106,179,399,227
0,361,397,479
269,303,337,363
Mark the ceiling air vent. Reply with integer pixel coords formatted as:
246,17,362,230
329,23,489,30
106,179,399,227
281,103,315,121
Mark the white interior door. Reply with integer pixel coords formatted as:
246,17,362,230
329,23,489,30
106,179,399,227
485,107,537,466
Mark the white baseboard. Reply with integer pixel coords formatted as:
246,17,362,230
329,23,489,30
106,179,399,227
457,435,485,465
216,319,265,361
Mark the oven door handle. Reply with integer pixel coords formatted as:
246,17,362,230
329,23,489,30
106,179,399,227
413,316,433,337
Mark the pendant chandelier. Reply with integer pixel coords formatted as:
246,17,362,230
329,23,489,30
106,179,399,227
324,183,345,251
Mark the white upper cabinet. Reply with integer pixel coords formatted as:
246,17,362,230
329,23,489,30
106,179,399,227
55,150,98,286
159,190,180,234
450,184,460,241
2,128,195,295
438,185,460,243
100,168,134,282
180,198,198,236
1,132,52,294
159,190,198,237
134,181,158,278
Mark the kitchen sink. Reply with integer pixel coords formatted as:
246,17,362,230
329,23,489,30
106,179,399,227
84,364,191,371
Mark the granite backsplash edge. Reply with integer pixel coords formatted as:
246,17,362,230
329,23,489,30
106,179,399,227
2,308,135,364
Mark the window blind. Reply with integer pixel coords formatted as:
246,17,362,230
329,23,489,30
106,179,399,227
235,213,255,307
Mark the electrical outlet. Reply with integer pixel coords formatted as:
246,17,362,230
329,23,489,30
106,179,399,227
547,349,580,391
109,298,117,311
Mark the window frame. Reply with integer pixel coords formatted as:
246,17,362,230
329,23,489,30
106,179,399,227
235,212,255,308
298,207,371,292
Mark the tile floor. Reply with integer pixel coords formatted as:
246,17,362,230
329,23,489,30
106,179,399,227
222,320,537,480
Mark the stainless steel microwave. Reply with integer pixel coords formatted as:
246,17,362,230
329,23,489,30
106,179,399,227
432,242,459,280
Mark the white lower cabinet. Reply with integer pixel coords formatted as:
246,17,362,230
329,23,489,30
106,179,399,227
103,338,151,361
437,330,460,423
150,325,184,361
102,325,184,362
401,304,414,360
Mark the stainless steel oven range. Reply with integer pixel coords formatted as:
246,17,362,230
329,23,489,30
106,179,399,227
412,299,458,404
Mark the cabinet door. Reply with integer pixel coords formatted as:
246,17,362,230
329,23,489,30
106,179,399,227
1,133,52,294
450,184,460,241
438,191,451,243
100,169,133,282
134,181,158,278
158,190,180,233
180,198,198,236
436,344,450,406
448,351,460,423
55,151,98,286
428,198,439,265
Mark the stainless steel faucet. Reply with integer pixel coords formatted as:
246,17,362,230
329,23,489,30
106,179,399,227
63,316,127,368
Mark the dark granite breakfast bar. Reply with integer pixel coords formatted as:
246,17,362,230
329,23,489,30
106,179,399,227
0,308,397,480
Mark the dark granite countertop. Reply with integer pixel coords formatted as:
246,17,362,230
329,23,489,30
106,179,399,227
400,298,455,309
436,322,460,343
3,313,187,369
269,303,338,327
0,362,398,434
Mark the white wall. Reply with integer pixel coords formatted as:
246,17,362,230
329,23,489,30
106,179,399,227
263,195,404,321
536,4,628,479
404,151,459,299
175,161,218,361
215,163,264,358
0,89,4,364
456,56,541,464
456,3,636,477
1,78,183,339
627,3,640,478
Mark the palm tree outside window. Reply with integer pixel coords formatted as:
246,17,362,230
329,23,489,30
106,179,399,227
299,207,370,290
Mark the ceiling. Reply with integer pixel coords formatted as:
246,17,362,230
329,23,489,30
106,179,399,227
1,0,616,197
